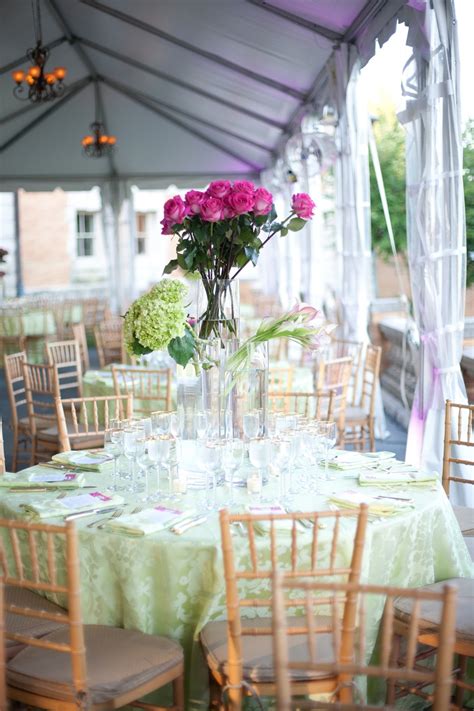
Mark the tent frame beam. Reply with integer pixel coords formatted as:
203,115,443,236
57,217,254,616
80,0,305,100
246,0,344,42
74,36,285,130
0,77,93,153
101,77,260,172
100,74,273,155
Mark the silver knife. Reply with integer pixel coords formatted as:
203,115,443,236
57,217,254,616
171,515,207,535
64,506,120,521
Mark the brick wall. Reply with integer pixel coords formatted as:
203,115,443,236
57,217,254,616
18,188,71,291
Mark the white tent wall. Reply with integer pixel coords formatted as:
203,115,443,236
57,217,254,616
401,0,469,502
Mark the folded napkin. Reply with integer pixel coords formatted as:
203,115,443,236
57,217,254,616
0,470,86,489
105,505,193,536
328,490,414,517
358,469,438,488
52,450,113,471
327,451,369,470
20,491,124,519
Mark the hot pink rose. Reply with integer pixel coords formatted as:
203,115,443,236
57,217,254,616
200,197,224,222
291,193,316,220
226,190,255,215
222,203,236,219
185,190,205,215
207,180,231,199
163,195,187,224
253,187,273,216
160,218,173,235
232,180,255,194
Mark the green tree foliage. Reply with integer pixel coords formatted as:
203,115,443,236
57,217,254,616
370,106,474,286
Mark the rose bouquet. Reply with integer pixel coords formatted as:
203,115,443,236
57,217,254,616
161,180,315,339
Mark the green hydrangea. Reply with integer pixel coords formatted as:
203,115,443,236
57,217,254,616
124,278,188,356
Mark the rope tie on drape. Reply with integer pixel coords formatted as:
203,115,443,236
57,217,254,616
434,365,461,375
421,322,464,340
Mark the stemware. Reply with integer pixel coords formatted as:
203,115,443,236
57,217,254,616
273,437,291,500
222,439,244,507
104,428,122,492
248,437,271,501
202,440,224,510
122,428,138,492
317,421,338,480
151,411,172,436
194,411,209,440
243,411,260,440
148,435,172,499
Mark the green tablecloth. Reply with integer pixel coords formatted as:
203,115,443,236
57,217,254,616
0,459,472,709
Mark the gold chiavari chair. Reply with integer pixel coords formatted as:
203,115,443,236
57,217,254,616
269,365,294,396
325,339,364,402
72,322,90,373
46,339,83,397
344,345,382,452
316,356,353,446
272,575,457,711
94,317,124,368
1,518,185,710
442,400,474,537
268,389,335,420
22,362,61,465
4,351,30,471
55,394,133,451
112,365,172,416
199,505,368,710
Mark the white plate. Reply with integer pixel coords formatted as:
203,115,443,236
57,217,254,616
363,451,396,461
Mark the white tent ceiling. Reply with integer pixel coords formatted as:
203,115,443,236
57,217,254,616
0,0,405,189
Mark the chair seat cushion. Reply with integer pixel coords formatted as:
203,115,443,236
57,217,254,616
453,506,474,536
394,577,474,642
345,406,368,424
7,624,183,704
38,425,103,450
5,586,66,660
200,616,336,684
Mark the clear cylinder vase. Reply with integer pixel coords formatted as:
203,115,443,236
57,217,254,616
196,279,240,341
226,342,269,439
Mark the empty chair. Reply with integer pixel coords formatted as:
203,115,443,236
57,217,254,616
1,518,185,710
55,394,133,451
72,322,90,373
112,365,172,416
324,338,364,401
316,356,353,445
442,399,474,537
22,362,61,465
94,317,124,367
4,352,31,471
272,575,457,710
46,339,83,397
344,344,382,452
200,505,368,709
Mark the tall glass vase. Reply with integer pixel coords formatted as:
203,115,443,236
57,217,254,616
228,342,269,438
196,279,240,341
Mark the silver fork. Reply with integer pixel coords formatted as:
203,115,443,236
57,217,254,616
96,509,125,530
87,508,123,528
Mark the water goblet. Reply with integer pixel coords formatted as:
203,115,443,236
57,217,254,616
273,437,291,501
243,411,260,440
151,411,171,436
202,440,224,510
194,411,209,440
148,435,172,499
104,428,122,492
222,439,244,507
122,428,138,492
317,421,338,480
248,438,271,502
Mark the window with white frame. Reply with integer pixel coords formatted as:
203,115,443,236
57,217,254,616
136,212,150,255
76,212,96,257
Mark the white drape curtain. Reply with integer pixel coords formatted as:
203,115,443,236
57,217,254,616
401,0,469,503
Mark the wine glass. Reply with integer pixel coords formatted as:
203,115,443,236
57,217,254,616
222,439,244,507
148,435,172,499
248,438,271,502
122,428,138,492
273,437,291,500
202,440,223,510
151,411,171,435
104,428,122,492
317,421,338,480
194,411,209,440
243,411,260,440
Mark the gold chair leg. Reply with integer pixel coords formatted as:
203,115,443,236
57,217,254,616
173,675,185,711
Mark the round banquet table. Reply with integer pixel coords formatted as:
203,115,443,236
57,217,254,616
0,459,472,709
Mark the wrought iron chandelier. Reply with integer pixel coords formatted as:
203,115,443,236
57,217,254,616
81,84,117,158
11,0,67,103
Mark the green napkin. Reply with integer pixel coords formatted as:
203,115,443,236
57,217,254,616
106,505,192,536
20,491,124,519
52,450,113,471
328,490,414,517
358,469,438,487
0,470,86,489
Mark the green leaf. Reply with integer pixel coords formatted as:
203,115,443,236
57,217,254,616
129,335,152,357
168,329,196,367
184,247,197,269
244,246,259,266
163,259,179,275
280,227,289,237
287,217,306,232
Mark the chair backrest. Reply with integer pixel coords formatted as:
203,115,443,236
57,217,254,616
442,399,474,497
268,389,335,421
316,356,353,432
94,317,124,368
0,518,88,705
219,505,368,702
46,340,83,397
269,366,294,396
112,366,172,415
55,394,133,451
272,576,457,711
72,323,90,373
22,362,60,436
0,420,4,475
326,340,364,405
4,351,27,430
358,345,382,416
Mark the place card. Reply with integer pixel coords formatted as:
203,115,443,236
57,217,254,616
30,472,78,483
148,505,184,525
60,492,112,509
